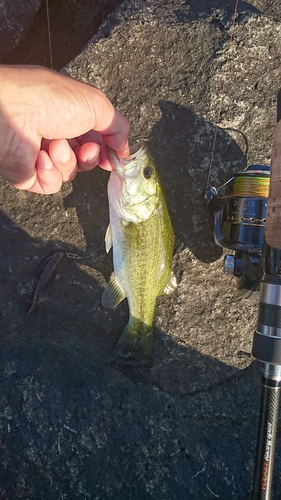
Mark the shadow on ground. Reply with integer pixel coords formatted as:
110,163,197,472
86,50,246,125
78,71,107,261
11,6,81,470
66,101,247,266
1,175,279,497
0,209,268,499
2,0,124,70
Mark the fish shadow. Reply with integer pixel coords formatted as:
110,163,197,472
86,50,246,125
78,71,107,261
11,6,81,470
148,100,247,263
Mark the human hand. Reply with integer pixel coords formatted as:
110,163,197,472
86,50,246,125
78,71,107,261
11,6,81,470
0,65,130,194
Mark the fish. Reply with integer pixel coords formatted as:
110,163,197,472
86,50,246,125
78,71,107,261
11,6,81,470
102,144,175,363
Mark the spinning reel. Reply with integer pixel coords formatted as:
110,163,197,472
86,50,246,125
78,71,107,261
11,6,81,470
204,164,270,295
204,153,281,499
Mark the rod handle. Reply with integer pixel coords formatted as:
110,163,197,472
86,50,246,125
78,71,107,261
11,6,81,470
265,90,281,249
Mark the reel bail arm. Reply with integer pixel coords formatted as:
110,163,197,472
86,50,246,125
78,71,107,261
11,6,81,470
204,164,270,295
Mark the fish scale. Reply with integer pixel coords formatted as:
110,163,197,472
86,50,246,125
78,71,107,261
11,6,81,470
121,212,168,320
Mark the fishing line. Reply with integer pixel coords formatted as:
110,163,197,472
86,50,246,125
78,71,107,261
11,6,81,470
233,175,269,198
46,0,53,69
223,127,249,169
206,0,239,188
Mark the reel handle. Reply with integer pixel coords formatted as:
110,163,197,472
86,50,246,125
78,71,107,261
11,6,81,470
265,89,281,249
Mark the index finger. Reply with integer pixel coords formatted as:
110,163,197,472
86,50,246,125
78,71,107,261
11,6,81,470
100,108,130,159
32,69,131,157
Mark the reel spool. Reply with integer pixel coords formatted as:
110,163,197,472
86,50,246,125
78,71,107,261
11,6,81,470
204,164,270,295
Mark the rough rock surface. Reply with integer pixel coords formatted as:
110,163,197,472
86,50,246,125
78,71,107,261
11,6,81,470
1,0,281,499
0,0,42,60
1,0,124,70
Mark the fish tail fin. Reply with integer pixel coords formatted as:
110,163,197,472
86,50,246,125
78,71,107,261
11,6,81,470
114,318,153,364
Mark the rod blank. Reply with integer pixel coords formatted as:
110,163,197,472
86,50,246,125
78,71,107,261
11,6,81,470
252,379,281,499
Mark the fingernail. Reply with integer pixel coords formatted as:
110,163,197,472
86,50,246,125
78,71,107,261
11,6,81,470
86,152,99,165
118,142,130,159
40,150,53,170
59,140,71,163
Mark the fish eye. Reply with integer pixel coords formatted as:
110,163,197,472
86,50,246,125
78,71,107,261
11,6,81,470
143,166,154,179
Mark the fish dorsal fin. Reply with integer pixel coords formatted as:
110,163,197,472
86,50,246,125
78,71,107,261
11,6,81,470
105,223,113,253
102,273,126,308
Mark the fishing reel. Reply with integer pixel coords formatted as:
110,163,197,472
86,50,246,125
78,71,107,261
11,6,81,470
204,164,270,295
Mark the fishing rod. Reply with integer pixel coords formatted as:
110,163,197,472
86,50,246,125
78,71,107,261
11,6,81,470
203,90,281,499
251,91,281,500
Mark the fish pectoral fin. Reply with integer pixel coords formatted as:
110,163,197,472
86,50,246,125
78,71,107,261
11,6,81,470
105,223,113,253
163,272,177,296
102,273,126,308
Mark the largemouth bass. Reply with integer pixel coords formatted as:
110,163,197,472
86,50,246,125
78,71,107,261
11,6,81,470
102,144,175,362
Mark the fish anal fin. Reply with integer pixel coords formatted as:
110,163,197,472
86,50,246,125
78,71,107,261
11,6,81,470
102,273,126,308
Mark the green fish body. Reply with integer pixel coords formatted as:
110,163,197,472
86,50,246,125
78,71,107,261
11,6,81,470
102,145,175,362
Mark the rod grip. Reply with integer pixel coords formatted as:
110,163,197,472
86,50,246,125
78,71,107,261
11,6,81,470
265,90,281,249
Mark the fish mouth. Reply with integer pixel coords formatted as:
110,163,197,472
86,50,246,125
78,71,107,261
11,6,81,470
127,144,140,156
117,144,146,175
115,143,146,177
